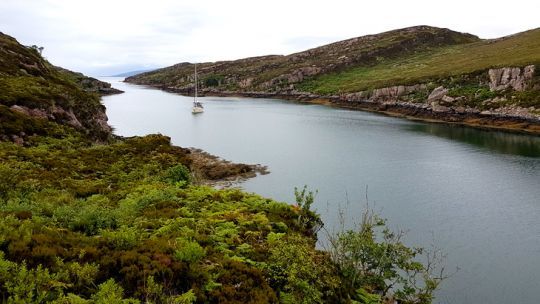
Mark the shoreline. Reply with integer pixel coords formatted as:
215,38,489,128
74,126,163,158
187,147,269,188
126,82,540,136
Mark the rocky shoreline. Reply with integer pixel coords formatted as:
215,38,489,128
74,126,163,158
133,75,540,136
187,147,269,187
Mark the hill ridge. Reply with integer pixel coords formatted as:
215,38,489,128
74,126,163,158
128,25,479,91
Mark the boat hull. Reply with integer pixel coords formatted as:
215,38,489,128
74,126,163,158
192,106,204,114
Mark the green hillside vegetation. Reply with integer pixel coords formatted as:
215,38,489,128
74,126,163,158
0,32,446,303
299,28,540,94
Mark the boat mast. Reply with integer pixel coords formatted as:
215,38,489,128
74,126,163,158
194,63,198,102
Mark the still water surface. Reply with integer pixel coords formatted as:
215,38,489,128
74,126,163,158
101,77,540,304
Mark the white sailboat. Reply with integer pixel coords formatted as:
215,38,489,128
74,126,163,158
192,63,204,114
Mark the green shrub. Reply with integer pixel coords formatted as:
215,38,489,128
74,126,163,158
209,260,277,303
170,289,196,304
55,201,118,235
325,209,447,304
165,164,192,187
50,293,90,304
173,238,206,263
0,253,69,303
100,226,140,250
203,75,224,87
91,279,139,304
265,233,340,304
294,186,323,235
513,89,540,107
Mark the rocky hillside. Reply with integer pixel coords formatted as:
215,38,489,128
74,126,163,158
0,32,121,143
127,26,540,133
127,26,479,91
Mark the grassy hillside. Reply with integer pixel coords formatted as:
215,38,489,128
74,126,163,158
127,26,479,91
299,28,540,94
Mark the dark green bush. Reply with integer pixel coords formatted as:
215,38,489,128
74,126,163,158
165,164,192,186
203,75,224,87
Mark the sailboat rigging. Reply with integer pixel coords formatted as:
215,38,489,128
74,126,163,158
192,63,204,114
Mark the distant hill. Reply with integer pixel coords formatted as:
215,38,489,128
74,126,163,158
111,69,155,77
126,25,540,133
126,26,481,91
56,66,124,95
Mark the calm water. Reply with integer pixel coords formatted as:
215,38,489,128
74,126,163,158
101,77,540,304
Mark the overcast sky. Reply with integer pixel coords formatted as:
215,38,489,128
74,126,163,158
1,0,538,76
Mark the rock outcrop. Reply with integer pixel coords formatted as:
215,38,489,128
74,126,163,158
332,66,539,124
488,65,535,91
338,84,427,102
371,84,427,100
318,66,540,127
427,86,449,102
286,66,322,83
10,105,48,120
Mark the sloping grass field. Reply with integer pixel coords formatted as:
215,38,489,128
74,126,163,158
298,28,540,94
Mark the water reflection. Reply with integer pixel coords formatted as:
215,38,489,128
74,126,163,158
408,123,540,157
